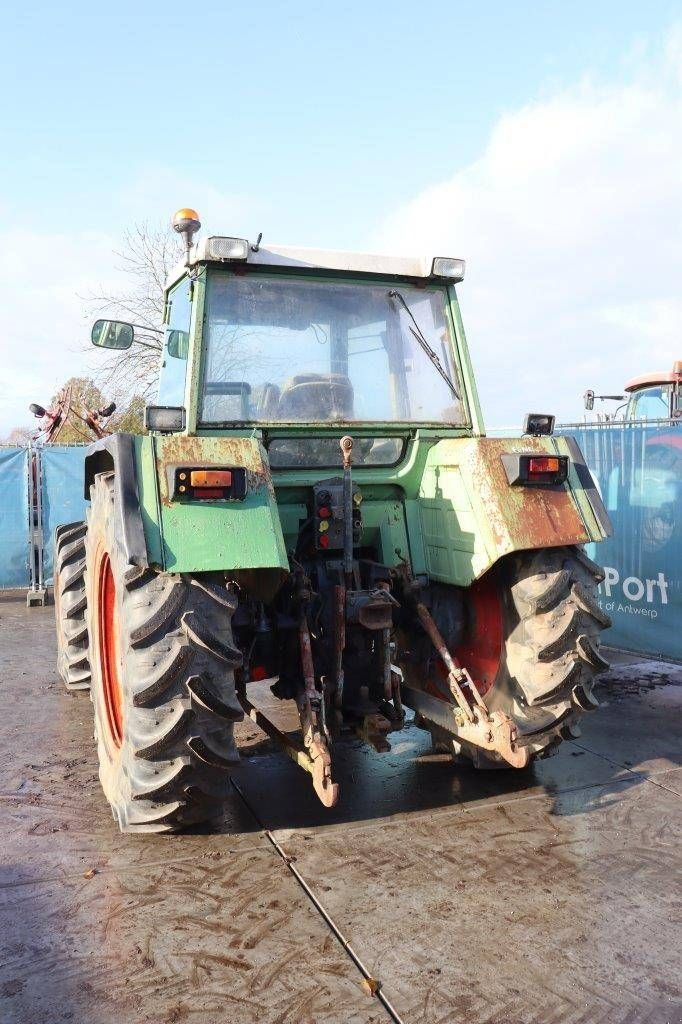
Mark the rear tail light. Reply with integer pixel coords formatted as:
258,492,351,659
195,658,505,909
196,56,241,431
501,453,569,487
527,456,561,482
190,469,233,487
172,466,247,501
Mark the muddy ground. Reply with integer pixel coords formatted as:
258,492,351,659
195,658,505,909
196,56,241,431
1,593,680,1024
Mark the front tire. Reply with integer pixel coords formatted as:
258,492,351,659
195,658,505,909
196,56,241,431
85,473,244,833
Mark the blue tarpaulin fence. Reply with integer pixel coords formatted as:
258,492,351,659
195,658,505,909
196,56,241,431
565,420,682,661
0,446,30,588
41,446,89,586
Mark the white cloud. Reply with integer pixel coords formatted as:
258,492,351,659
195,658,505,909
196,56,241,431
371,28,682,428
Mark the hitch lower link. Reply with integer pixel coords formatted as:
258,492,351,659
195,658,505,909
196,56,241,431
410,603,529,768
236,612,340,809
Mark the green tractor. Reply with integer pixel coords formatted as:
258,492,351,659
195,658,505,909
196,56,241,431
53,209,612,832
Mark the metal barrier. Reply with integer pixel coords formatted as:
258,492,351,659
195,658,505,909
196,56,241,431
563,420,682,661
0,443,88,602
41,446,89,587
0,446,30,589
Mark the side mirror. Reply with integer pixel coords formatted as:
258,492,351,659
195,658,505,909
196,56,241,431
584,389,595,411
91,319,134,350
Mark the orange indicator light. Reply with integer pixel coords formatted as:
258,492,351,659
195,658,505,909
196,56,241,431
528,457,560,474
190,469,233,487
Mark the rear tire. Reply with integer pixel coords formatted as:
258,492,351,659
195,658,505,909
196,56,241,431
54,522,91,692
426,546,610,766
85,473,244,833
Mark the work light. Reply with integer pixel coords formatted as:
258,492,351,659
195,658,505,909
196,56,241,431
205,236,250,261
144,405,185,433
523,413,555,436
432,257,466,282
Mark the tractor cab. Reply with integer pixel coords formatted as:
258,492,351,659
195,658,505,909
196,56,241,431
624,361,682,420
584,360,682,421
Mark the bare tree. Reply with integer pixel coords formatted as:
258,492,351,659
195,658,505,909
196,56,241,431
87,223,182,400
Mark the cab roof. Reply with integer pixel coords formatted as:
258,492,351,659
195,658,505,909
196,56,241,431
166,238,458,290
625,361,682,392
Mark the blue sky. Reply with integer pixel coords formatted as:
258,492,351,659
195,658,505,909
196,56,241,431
1,2,681,432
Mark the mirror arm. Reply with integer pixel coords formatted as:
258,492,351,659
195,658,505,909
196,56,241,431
128,323,163,334
133,338,163,351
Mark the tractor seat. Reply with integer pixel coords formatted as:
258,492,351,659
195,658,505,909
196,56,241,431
278,373,354,421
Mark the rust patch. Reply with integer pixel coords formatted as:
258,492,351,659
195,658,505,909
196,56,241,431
468,437,589,556
156,435,271,506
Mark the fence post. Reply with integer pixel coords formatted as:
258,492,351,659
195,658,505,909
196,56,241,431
26,442,47,607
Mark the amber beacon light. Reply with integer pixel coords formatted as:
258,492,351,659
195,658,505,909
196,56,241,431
172,207,202,262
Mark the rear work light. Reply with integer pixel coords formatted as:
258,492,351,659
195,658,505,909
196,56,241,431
145,405,185,433
523,412,555,436
501,453,569,487
432,256,466,282
205,236,249,261
172,466,247,501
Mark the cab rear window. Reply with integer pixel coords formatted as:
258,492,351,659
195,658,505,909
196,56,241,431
266,437,404,468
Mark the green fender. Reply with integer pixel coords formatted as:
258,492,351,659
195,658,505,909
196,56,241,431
134,434,289,573
414,434,611,586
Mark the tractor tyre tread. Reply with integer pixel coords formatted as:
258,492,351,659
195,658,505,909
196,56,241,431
501,545,611,754
54,521,91,692
85,473,244,834
428,546,610,768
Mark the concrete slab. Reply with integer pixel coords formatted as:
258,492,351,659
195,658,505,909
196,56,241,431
0,846,388,1024
576,660,682,779
235,662,682,1023
273,775,681,1023
0,598,384,1024
2,595,681,1024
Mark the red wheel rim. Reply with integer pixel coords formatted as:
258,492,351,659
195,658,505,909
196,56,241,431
454,572,504,697
98,553,123,747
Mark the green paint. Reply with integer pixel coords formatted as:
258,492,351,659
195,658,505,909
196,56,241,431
134,435,164,568
126,260,609,580
414,435,610,586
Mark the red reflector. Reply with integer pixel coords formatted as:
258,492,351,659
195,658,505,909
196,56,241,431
528,457,560,474
193,487,224,499
251,665,268,681
190,469,232,487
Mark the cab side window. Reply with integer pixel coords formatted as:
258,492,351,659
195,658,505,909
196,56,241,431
629,386,670,420
157,280,192,406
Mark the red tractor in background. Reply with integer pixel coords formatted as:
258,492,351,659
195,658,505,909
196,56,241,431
584,359,682,423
